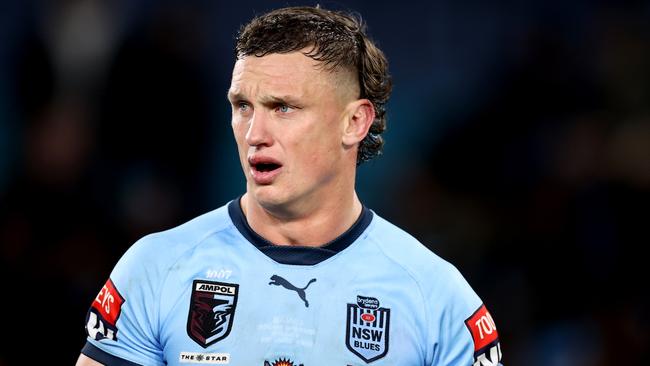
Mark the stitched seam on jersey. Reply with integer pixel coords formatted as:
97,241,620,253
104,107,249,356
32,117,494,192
155,224,235,343
365,229,435,363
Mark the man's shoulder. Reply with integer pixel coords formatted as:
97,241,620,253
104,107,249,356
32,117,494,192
367,212,444,266
365,212,482,314
151,201,233,244
119,201,234,267
367,212,469,289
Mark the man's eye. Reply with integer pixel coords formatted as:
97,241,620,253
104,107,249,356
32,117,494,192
277,105,291,113
238,103,250,112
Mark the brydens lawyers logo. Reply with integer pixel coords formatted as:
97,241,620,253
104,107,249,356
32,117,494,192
86,278,124,341
187,280,239,348
465,304,502,366
346,295,390,363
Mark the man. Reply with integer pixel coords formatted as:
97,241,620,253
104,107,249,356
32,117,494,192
77,6,502,366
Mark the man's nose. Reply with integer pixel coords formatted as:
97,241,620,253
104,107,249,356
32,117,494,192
245,111,272,147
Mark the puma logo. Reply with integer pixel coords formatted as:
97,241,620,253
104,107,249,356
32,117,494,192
268,275,317,308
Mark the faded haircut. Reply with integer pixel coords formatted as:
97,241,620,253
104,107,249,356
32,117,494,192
235,6,392,165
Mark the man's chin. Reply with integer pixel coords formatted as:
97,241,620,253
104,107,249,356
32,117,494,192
247,186,303,216
248,185,285,207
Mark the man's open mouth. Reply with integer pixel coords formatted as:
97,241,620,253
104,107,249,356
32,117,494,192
248,156,283,179
253,162,281,172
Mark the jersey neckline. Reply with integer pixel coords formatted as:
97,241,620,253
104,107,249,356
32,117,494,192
227,197,373,265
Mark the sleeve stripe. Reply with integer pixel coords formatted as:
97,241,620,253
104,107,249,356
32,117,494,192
81,342,142,366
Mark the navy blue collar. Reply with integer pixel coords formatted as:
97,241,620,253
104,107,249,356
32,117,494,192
228,197,373,265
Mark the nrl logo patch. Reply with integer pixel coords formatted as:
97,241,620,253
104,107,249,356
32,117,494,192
187,280,239,348
263,358,304,366
346,295,390,363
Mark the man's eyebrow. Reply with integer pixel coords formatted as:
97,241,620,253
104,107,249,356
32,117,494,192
259,95,301,105
226,92,302,106
226,91,245,102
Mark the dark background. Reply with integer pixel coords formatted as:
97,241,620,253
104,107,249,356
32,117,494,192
0,0,648,365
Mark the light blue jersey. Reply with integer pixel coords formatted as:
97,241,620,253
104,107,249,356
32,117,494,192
82,198,502,366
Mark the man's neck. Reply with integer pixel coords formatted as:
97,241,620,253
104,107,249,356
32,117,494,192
240,192,363,247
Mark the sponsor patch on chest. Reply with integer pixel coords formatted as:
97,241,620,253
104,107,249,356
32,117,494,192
345,295,390,363
187,280,239,348
179,352,230,364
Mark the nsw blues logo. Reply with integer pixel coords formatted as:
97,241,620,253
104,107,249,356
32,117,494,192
187,280,239,348
346,295,390,363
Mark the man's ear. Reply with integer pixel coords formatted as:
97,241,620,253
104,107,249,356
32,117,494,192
342,99,375,147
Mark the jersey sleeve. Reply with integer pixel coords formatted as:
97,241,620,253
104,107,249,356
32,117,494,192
82,236,166,366
428,263,503,366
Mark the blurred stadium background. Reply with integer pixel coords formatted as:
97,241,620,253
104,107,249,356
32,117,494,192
0,0,648,365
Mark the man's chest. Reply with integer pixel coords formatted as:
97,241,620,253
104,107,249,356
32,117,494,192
156,262,427,365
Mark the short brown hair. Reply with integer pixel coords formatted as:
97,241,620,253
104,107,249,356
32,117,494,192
235,6,392,165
